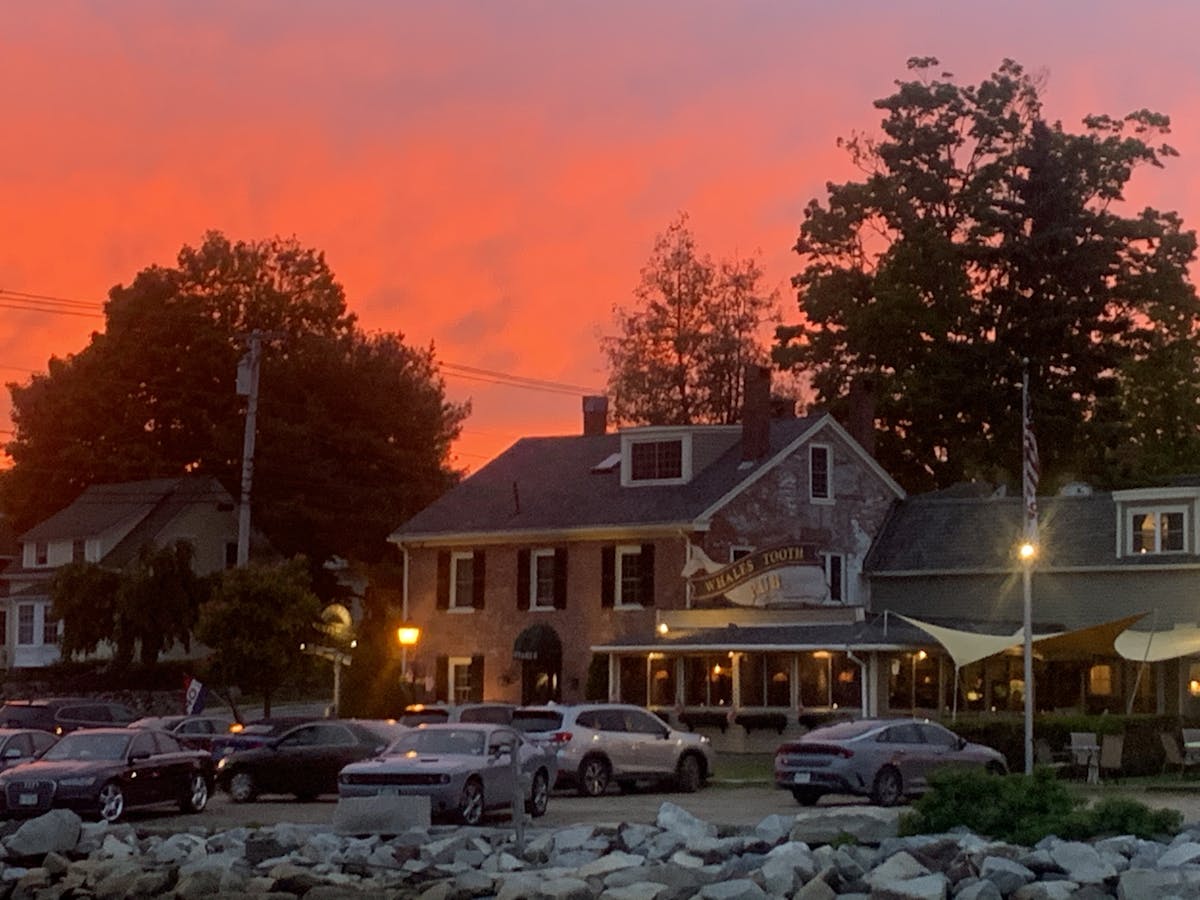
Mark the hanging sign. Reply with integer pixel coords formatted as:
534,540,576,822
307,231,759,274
686,544,828,607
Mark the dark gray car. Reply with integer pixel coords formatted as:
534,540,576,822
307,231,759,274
774,717,1007,806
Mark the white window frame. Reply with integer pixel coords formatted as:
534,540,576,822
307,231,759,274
530,548,556,611
16,604,36,646
1126,506,1188,556
620,431,693,487
809,444,833,503
823,552,845,603
615,545,645,609
34,542,48,567
730,545,754,562
449,551,476,611
448,656,473,704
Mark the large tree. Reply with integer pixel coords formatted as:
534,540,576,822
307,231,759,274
2,232,468,570
195,559,321,717
604,213,780,425
775,58,1200,493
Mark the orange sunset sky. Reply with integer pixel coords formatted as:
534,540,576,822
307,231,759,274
3,2,1199,473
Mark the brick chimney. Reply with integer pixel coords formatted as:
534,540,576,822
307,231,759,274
742,366,771,462
846,377,876,455
582,396,608,436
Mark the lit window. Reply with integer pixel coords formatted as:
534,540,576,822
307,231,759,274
1089,664,1113,696
630,440,683,481
810,445,832,501
1129,508,1186,554
450,552,475,609
449,657,473,704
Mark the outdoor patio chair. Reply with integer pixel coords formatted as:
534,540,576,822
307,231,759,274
1034,738,1068,774
1181,728,1200,765
1069,732,1100,783
1099,734,1124,781
1160,731,1197,775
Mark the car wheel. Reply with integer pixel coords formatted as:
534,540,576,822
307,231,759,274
675,753,703,793
97,781,125,823
459,778,485,826
791,787,823,806
985,761,1007,776
871,766,904,806
229,770,258,803
180,772,209,813
577,755,610,797
526,769,549,818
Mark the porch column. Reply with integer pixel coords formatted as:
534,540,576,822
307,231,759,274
607,654,619,702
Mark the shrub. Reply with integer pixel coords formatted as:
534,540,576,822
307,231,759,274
900,768,1181,845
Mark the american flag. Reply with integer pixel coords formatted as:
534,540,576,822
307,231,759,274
1022,369,1039,536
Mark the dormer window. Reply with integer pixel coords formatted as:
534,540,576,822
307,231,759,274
631,440,682,481
1129,508,1186,555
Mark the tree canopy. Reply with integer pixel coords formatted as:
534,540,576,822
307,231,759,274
775,58,1200,493
2,232,468,570
195,558,321,717
604,213,780,425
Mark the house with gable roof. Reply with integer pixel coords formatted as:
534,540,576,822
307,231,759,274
0,475,241,668
864,479,1200,716
390,368,919,719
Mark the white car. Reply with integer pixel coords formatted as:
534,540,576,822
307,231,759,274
511,703,715,796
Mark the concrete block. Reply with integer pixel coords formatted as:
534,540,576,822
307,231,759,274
333,795,431,834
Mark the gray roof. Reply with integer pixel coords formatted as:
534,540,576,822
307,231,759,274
393,416,828,539
864,489,1200,572
17,476,234,567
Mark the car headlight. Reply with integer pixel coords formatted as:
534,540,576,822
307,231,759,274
700,736,711,745
216,757,229,771
57,776,96,788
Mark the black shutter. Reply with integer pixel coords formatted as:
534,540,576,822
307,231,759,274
517,549,531,611
553,547,568,610
601,546,615,608
469,656,484,702
436,551,450,610
472,550,486,609
435,655,449,702
640,543,656,606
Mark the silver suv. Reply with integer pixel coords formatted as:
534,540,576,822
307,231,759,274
512,703,715,796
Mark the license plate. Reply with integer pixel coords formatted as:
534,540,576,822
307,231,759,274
793,773,811,784
18,793,38,806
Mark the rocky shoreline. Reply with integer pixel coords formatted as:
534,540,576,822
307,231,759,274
0,801,1198,899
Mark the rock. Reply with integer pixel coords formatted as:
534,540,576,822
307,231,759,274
760,842,817,895
753,814,794,846
577,850,645,878
1011,882,1080,900
954,879,1002,900
4,809,81,857
656,802,717,842
979,855,1035,894
865,850,930,888
149,831,208,865
789,806,901,845
553,825,597,853
1046,840,1117,884
1155,840,1200,867
871,872,948,900
1118,867,1200,899
600,882,667,900
696,879,766,899
537,876,592,900
794,874,837,900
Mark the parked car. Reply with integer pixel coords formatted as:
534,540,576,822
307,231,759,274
0,729,58,770
338,722,555,825
511,703,715,796
0,699,138,735
0,727,213,822
773,717,1008,807
208,716,319,759
216,719,400,802
398,703,516,727
129,715,233,754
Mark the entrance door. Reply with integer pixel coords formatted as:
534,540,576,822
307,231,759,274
521,659,561,704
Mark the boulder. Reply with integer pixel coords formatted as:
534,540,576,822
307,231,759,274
4,809,82,858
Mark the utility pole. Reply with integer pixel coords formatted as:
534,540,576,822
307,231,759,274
236,331,265,567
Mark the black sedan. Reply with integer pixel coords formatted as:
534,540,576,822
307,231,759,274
209,716,319,760
216,720,400,802
0,728,214,822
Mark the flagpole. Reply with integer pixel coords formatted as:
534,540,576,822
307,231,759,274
1020,360,1039,775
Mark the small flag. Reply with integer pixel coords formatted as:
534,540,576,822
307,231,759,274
1022,367,1039,536
183,676,208,715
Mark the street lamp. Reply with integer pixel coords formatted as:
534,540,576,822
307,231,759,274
398,623,421,698
1020,539,1038,774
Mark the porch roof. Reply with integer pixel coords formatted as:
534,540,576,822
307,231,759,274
591,616,933,654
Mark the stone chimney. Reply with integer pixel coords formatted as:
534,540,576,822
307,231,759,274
846,377,876,455
582,396,608,436
742,366,772,462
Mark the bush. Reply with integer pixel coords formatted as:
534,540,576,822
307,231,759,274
900,768,1181,845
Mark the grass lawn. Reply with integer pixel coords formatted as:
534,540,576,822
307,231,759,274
713,753,774,784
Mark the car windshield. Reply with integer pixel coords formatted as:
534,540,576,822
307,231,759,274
42,732,131,761
388,729,485,756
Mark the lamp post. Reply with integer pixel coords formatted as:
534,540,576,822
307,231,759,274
300,640,355,716
1019,539,1036,774
397,623,421,700
911,650,927,713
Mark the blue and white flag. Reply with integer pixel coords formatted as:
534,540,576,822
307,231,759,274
183,676,208,715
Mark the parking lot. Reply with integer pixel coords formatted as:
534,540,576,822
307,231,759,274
125,781,1200,834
